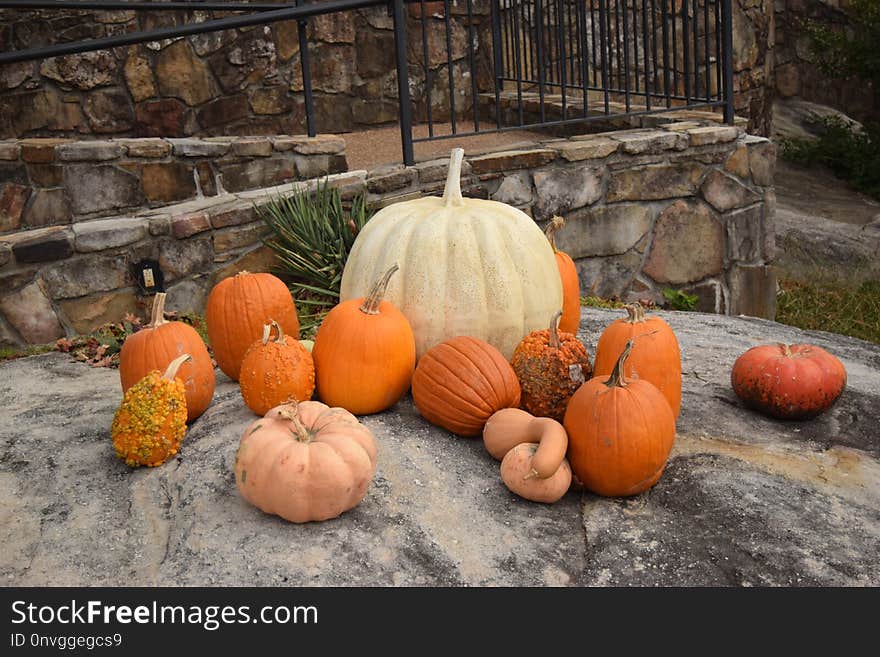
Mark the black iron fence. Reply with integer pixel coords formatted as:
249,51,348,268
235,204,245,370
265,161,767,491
0,0,734,165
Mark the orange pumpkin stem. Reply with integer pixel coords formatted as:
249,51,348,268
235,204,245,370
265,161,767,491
276,402,313,443
163,354,192,381
605,341,634,389
360,264,399,315
149,292,169,327
624,303,647,324
261,320,286,346
544,216,565,252
548,310,563,349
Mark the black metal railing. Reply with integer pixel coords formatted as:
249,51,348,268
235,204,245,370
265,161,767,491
0,0,735,166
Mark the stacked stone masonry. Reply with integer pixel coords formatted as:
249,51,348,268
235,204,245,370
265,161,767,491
0,120,775,347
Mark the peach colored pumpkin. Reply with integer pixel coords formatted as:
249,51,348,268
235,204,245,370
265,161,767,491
234,401,378,523
501,443,572,504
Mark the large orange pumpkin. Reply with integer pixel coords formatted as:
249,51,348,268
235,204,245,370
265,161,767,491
312,265,415,415
119,292,215,423
593,303,682,417
205,271,299,381
239,321,315,416
564,341,676,497
234,400,378,523
731,343,847,419
545,216,581,335
411,336,521,437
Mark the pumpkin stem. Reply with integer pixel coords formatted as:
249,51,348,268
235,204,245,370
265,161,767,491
544,216,565,252
523,467,540,481
276,402,312,443
605,340,634,389
149,292,168,327
624,303,647,324
779,343,793,357
442,148,465,208
548,310,563,349
163,354,192,381
360,264,399,315
262,320,286,345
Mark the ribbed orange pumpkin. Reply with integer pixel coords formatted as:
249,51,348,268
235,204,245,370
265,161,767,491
564,341,676,497
239,321,315,416
312,265,416,415
731,343,847,419
545,216,580,335
119,292,215,423
511,310,592,421
205,271,299,381
593,303,682,417
411,336,521,437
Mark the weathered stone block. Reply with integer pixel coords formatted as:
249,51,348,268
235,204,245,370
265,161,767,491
156,41,214,106
230,139,273,158
134,98,190,137
532,167,603,220
219,158,295,193
41,252,129,298
171,212,211,239
747,137,776,186
159,236,214,281
63,164,143,215
560,203,654,259
356,29,396,78
168,138,231,158
82,88,135,134
0,242,10,268
58,290,140,335
367,165,417,194
687,126,740,146
293,135,346,156
56,142,124,162
0,183,30,232
197,95,249,129
762,190,776,262
123,51,157,102
554,137,619,161
163,278,208,315
0,282,64,343
213,223,270,253
0,143,21,161
22,189,71,228
469,149,557,175
209,202,257,229
141,162,197,204
121,138,171,158
249,86,294,116
574,249,644,300
607,162,704,202
613,130,687,154
73,217,148,253
701,169,761,212
148,214,171,236
208,32,277,93
211,245,278,285
682,279,724,314
643,199,723,284
727,264,777,319
20,139,70,163
39,51,116,91
491,172,532,206
725,204,763,263
11,227,73,263
724,144,750,179
415,157,472,184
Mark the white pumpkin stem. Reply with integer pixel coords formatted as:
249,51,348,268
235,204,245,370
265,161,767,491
548,310,563,349
605,341,634,389
360,264,399,315
544,216,565,252
262,320,286,345
442,148,465,207
624,302,647,323
149,292,169,327
163,354,192,381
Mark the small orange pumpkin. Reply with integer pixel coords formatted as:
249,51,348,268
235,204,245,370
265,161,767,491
411,335,521,437
564,341,676,497
205,271,300,381
545,216,581,335
511,310,592,421
239,321,315,416
593,303,682,417
234,400,378,523
312,265,416,415
111,354,191,468
119,292,215,423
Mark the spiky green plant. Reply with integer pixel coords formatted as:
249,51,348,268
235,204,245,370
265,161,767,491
257,181,373,337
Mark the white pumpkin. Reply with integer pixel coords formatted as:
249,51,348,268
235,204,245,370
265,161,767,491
340,148,563,360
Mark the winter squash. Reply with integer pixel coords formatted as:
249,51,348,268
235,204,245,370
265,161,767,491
312,265,415,415
234,400,378,523
501,443,572,504
339,147,562,359
111,354,191,468
593,303,682,417
411,336,521,437
511,310,592,421
205,271,299,381
564,341,676,497
119,292,215,423
731,343,847,419
483,408,568,475
544,216,581,335
239,321,315,416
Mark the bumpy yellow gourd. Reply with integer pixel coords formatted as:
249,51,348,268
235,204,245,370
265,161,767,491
339,148,563,359
111,354,190,467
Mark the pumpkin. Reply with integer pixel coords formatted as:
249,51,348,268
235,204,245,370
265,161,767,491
501,443,573,504
339,147,562,359
411,336,521,437
564,341,676,497
511,310,592,421
312,265,416,415
731,343,847,419
205,271,299,381
234,400,378,523
544,216,581,335
482,407,535,460
111,354,190,468
239,321,315,416
593,303,682,417
119,292,215,423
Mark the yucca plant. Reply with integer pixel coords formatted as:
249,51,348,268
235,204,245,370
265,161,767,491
257,180,373,337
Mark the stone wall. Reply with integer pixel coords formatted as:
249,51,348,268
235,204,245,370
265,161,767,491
0,121,776,347
775,0,877,122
